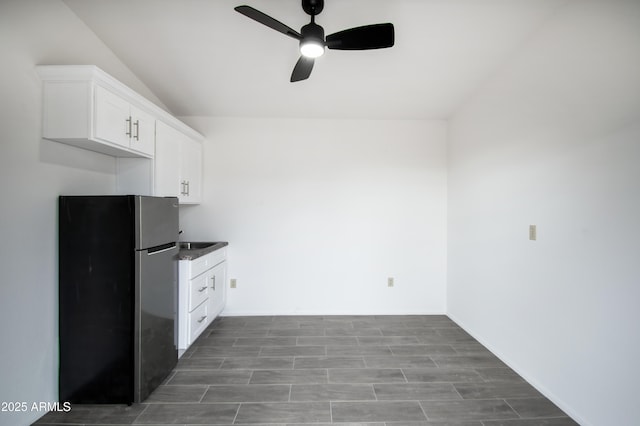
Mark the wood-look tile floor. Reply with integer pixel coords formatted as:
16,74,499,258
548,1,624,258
35,315,578,426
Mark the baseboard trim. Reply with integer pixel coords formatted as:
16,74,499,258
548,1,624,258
220,310,448,317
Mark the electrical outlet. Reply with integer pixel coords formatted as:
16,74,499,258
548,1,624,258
529,225,537,241
387,277,394,287
230,279,237,288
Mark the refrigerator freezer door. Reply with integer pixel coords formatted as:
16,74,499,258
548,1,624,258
135,196,179,250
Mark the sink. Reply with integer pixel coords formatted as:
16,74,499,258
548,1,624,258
178,241,228,260
179,242,215,250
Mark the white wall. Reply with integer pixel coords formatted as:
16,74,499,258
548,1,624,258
0,2,168,425
180,117,448,315
448,1,640,425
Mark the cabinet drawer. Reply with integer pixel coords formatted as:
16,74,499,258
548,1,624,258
190,248,227,278
188,301,208,344
189,256,208,279
208,248,227,268
188,273,209,312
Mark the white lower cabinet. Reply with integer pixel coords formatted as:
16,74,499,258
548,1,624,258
207,260,227,324
178,248,227,356
188,298,209,345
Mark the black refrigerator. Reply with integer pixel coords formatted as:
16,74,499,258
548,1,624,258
58,195,179,404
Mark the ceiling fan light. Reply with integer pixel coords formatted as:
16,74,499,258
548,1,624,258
300,40,325,58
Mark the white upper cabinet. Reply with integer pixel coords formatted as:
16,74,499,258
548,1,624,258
39,65,205,204
37,65,203,160
94,85,131,149
155,121,182,197
130,105,156,156
179,136,203,204
155,121,203,204
91,86,156,157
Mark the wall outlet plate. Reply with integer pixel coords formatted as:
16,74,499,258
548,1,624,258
230,278,237,288
529,225,537,241
387,277,394,287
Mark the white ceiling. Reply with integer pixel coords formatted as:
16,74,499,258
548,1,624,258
63,0,568,120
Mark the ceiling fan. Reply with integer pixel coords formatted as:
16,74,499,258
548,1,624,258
234,0,395,82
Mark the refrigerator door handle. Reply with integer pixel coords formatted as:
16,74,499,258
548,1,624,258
147,242,177,255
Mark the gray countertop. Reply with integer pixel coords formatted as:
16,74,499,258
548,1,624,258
178,241,228,260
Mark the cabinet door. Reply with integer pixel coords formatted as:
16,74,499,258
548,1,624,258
180,137,203,204
154,121,181,198
94,85,131,149
129,105,155,157
208,261,227,321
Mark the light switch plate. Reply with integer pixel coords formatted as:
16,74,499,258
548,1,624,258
230,279,237,288
529,225,537,241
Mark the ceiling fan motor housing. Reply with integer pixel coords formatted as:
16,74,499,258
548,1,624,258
301,22,325,44
302,0,324,16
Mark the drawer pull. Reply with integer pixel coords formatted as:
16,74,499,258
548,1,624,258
198,286,207,292
197,315,207,323
211,276,216,290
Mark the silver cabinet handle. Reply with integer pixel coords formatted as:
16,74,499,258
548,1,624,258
180,181,187,196
198,286,207,292
125,117,132,137
197,315,207,323
186,180,190,196
211,276,216,291
133,120,140,140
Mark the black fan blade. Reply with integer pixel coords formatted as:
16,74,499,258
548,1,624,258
326,23,394,50
291,56,314,82
234,5,302,40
